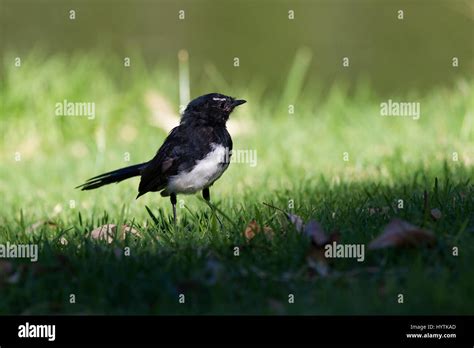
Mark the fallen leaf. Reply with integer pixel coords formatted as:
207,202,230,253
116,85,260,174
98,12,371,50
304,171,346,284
244,220,274,241
261,202,335,276
244,220,259,241
121,225,141,239
368,218,436,250
430,208,442,220
303,221,339,277
90,224,114,243
89,224,141,244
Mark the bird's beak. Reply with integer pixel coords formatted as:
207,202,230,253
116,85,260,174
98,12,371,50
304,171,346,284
232,99,247,107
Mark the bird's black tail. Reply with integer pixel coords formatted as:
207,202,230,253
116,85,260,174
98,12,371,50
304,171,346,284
76,163,147,191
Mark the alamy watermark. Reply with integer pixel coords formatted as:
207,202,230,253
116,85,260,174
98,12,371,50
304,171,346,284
324,242,365,262
220,147,257,167
380,99,420,120
0,242,38,262
18,322,55,341
55,99,95,120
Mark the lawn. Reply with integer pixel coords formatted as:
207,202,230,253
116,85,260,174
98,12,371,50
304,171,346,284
0,53,473,314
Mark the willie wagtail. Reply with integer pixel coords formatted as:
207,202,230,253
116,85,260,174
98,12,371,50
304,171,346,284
76,93,246,223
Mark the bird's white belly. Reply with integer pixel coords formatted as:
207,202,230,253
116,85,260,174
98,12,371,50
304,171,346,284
167,144,229,194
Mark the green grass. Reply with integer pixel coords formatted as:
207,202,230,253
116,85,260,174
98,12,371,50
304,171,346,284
0,52,473,314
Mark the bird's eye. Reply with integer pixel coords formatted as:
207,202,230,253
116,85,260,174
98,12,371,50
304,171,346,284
211,97,229,109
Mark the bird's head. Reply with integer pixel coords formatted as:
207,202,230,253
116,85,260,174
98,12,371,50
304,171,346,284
182,93,246,126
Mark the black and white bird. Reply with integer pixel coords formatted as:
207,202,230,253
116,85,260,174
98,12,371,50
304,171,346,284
76,93,246,223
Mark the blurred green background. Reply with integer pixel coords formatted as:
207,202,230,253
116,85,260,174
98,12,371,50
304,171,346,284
1,0,473,96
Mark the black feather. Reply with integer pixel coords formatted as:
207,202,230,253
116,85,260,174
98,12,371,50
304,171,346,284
76,163,146,190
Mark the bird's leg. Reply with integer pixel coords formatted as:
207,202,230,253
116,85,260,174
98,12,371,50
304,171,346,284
202,187,210,202
202,188,223,228
170,193,177,225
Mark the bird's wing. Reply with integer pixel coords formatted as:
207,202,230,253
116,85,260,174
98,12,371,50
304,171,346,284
137,127,182,197
137,125,216,197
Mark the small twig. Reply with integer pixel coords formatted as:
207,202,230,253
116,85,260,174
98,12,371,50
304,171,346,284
262,202,287,215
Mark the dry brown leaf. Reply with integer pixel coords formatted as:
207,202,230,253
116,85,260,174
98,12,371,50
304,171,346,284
244,220,274,241
430,208,442,220
261,202,333,277
119,225,141,240
244,220,259,240
89,224,141,244
303,221,339,277
368,218,436,250
90,224,115,243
